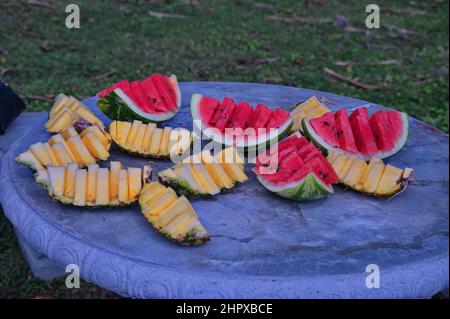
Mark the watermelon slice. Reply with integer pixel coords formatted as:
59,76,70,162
335,109,358,153
310,112,340,147
96,73,180,123
254,132,337,201
191,94,292,149
302,106,409,160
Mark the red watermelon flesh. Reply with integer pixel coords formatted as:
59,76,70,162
97,80,130,98
149,74,177,111
129,82,154,113
199,97,220,125
350,114,378,154
210,97,234,125
310,112,340,147
215,99,236,132
386,110,403,140
279,152,304,171
254,134,338,186
267,109,290,129
335,109,358,153
349,107,369,121
251,104,272,129
156,75,177,104
140,77,168,113
369,111,395,151
229,101,253,130
246,104,265,128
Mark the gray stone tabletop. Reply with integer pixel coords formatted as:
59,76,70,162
0,82,448,298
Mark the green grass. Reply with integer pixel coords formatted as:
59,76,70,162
0,0,448,298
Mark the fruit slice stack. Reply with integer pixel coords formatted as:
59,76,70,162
327,151,414,196
34,161,150,206
16,125,111,171
139,182,209,245
97,74,181,123
191,94,292,148
289,96,331,132
109,120,193,159
158,147,248,196
45,94,104,133
302,107,409,160
253,132,339,201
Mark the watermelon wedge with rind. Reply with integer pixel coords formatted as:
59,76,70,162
302,110,409,161
190,93,292,149
97,88,177,123
256,172,333,201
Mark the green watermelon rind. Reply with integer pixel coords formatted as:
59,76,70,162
301,111,409,161
256,172,333,201
190,93,293,149
97,88,178,123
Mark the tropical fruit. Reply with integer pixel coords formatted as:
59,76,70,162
109,120,193,159
45,93,104,133
302,107,409,160
327,150,414,196
190,94,292,149
34,161,151,206
96,74,181,123
16,125,111,171
139,182,209,245
253,132,339,201
158,147,248,196
289,96,331,132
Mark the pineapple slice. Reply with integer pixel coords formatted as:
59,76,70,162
62,127,79,140
168,128,191,158
173,165,204,194
46,108,76,133
118,169,129,204
16,150,44,171
47,166,66,199
63,163,78,201
95,168,110,206
73,169,88,206
30,142,52,167
159,127,173,157
109,161,123,203
328,151,413,196
127,167,143,201
51,143,73,167
80,125,110,148
82,133,109,160
141,187,178,217
220,162,248,183
138,182,209,245
139,182,166,205
131,123,148,153
66,135,96,166
375,164,404,195
289,96,330,132
48,134,77,162
190,164,220,195
113,121,132,146
126,120,142,147
341,158,367,189
362,161,385,194
43,142,59,166
203,162,235,189
86,164,99,204
141,123,156,153
149,128,163,156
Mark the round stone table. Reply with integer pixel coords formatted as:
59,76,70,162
1,82,448,298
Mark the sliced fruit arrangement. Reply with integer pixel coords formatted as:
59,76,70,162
158,147,248,196
109,120,193,159
45,93,104,133
191,94,292,149
34,161,151,206
16,125,111,171
139,182,209,245
327,151,414,196
302,107,409,160
97,73,181,123
289,96,331,132
253,132,339,201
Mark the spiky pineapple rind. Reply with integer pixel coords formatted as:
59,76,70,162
157,175,211,197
